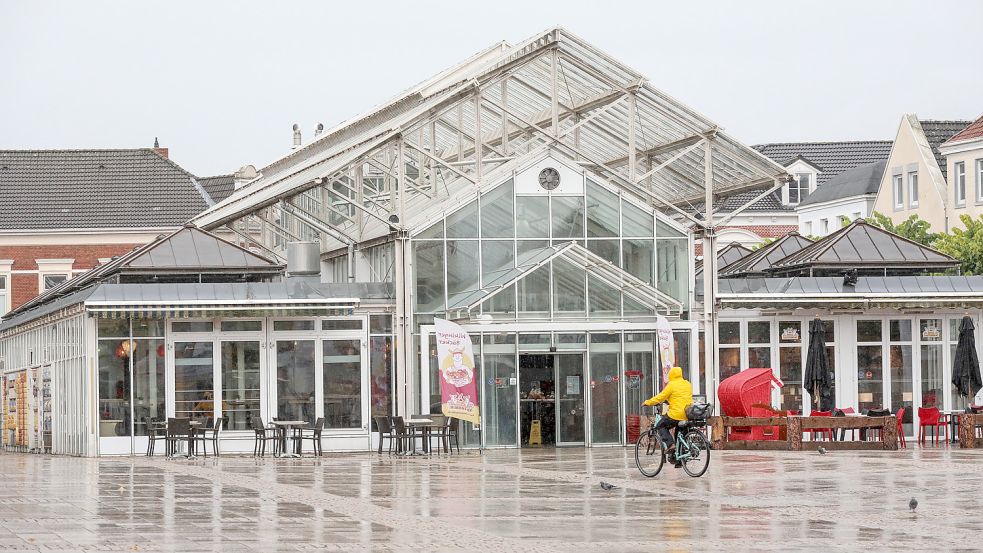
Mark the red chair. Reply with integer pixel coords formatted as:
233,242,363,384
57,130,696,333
895,407,906,448
917,407,947,445
809,410,833,441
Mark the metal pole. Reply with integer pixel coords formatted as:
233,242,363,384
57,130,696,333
550,48,559,136
701,137,718,409
627,93,637,182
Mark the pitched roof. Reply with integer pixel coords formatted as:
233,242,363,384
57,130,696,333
199,174,236,204
0,149,210,230
719,232,814,277
767,219,958,273
2,225,281,323
716,189,792,213
941,114,983,146
798,160,886,207
752,141,894,185
695,242,754,275
918,119,972,180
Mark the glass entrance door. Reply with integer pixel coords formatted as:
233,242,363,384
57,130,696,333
556,354,585,444
322,339,364,430
173,341,215,420
275,340,316,424
220,341,262,431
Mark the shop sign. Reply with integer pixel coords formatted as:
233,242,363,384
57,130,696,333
568,376,581,394
657,315,674,384
922,326,941,340
781,327,800,342
434,318,480,427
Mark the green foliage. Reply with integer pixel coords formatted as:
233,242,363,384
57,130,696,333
933,215,983,276
751,237,776,251
865,212,938,247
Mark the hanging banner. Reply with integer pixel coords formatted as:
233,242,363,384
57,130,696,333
657,315,675,385
434,318,480,427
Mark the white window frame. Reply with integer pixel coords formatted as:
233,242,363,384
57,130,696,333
804,221,813,236
820,218,829,234
36,258,74,293
976,159,983,204
787,172,812,206
0,260,12,316
908,171,919,208
893,174,904,210
954,161,966,207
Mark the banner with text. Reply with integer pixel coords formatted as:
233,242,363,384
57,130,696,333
657,315,675,385
434,318,480,426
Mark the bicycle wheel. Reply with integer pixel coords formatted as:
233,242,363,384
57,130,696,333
681,430,710,477
635,429,665,477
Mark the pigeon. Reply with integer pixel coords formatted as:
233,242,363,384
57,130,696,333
599,481,617,491
909,497,918,512
817,446,827,455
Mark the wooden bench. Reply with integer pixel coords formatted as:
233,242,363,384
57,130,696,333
709,415,898,451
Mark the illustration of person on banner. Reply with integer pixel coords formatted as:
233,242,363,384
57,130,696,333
657,314,675,385
434,318,480,427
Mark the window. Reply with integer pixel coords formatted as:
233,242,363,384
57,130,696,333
893,174,904,209
852,212,862,221
42,273,68,291
838,215,850,228
0,275,7,316
976,159,983,203
954,161,966,206
788,173,811,204
908,171,919,207
820,219,829,234
804,221,813,236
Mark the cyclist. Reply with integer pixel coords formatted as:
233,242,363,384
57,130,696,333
642,367,693,468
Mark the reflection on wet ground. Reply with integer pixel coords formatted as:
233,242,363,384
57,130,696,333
0,446,978,551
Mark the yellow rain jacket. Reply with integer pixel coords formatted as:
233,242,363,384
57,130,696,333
643,367,693,421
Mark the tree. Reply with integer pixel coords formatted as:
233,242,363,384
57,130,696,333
865,212,938,247
933,215,983,275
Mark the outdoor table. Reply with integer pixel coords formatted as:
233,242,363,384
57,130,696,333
405,418,434,455
943,411,963,443
271,420,307,458
169,420,203,459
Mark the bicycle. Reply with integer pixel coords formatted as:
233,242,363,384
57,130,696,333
635,403,712,478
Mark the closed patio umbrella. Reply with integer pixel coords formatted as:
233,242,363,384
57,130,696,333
803,317,833,411
952,315,982,411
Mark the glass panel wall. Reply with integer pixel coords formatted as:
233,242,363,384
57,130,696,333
221,341,261,431
97,339,130,437
778,320,803,412
920,319,943,409
748,321,771,369
589,334,620,444
624,333,655,433
482,334,517,447
718,322,741,381
323,339,362,429
856,320,884,413
276,340,316,423
889,319,914,434
174,341,214,419
132,338,164,436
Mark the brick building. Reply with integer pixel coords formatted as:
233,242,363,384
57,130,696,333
0,148,215,315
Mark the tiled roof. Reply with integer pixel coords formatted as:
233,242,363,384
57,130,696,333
0,149,210,229
752,141,894,185
943,114,983,145
199,174,236,204
768,219,958,274
919,119,972,180
717,141,893,213
798,160,886,207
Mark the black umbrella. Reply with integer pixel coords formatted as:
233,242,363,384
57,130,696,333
952,315,982,411
803,317,833,411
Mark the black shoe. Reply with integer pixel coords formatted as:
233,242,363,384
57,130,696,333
673,461,683,468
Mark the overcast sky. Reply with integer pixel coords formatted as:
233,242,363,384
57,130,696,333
2,1,981,177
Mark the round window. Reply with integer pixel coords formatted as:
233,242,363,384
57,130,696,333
538,167,561,190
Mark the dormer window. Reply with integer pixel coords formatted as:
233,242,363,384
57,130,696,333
788,172,811,205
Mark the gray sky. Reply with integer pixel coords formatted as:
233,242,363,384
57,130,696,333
2,1,981,177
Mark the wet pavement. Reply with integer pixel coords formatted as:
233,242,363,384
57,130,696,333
0,446,979,552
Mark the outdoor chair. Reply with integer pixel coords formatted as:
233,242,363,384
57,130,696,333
299,417,324,456
251,417,278,456
200,418,223,456
146,417,167,456
445,416,461,454
918,407,947,445
895,407,906,448
191,417,214,457
165,418,192,458
835,407,857,440
808,411,833,441
426,415,449,454
391,416,418,455
375,416,397,455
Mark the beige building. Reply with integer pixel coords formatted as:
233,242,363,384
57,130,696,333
938,114,983,226
872,115,971,232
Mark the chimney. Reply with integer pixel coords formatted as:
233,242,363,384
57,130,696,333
152,136,169,159
292,124,302,150
286,241,321,284
314,122,324,138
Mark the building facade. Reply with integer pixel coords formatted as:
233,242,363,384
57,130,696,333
871,115,972,232
938,113,983,223
0,148,216,316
